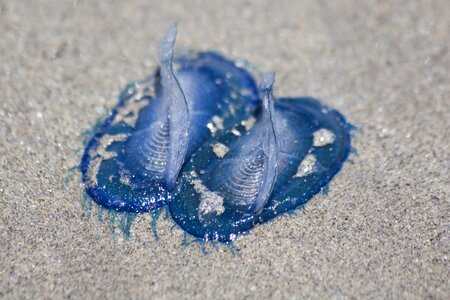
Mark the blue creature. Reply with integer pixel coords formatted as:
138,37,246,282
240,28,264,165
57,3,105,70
169,73,351,242
80,27,352,243
80,26,259,213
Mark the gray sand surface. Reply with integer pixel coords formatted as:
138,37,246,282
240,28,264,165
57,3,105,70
1,0,449,299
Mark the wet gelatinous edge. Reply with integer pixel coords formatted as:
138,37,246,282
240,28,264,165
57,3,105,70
168,97,352,243
79,74,159,213
79,51,260,214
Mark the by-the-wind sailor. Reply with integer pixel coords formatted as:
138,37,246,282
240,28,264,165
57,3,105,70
80,26,259,213
169,72,352,243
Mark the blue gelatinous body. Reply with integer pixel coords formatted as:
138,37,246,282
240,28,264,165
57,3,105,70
168,77,351,242
80,44,259,212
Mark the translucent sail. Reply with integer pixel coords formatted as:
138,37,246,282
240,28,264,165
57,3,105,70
158,25,190,189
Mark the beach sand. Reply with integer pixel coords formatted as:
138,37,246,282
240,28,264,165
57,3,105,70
1,0,448,298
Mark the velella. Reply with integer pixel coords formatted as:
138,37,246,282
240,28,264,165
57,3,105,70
168,73,352,243
80,26,260,213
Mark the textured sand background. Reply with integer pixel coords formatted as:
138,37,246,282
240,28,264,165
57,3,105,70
1,0,449,299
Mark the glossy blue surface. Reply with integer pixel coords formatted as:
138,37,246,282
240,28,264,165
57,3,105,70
169,93,351,243
80,51,259,213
